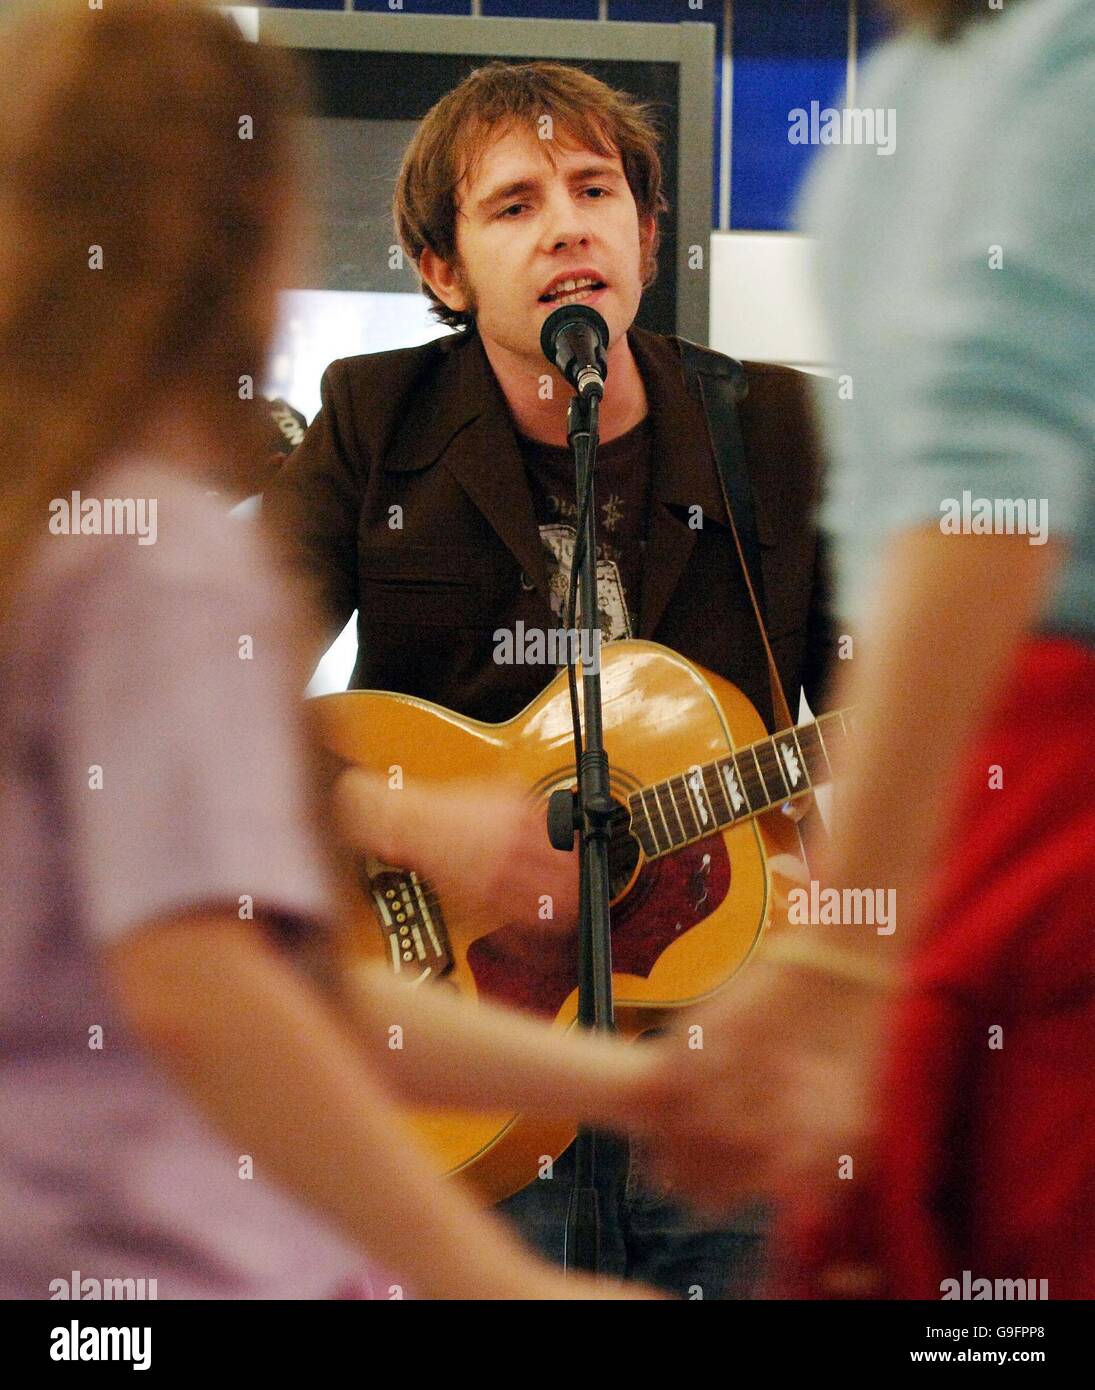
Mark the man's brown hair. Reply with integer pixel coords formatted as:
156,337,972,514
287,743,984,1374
394,61,669,331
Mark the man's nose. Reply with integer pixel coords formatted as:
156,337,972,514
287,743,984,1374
541,188,593,252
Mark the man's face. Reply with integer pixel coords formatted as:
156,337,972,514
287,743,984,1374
425,124,655,366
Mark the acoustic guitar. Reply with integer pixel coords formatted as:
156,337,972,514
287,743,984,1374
310,638,850,1202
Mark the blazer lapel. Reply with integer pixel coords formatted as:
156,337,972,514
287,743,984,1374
383,326,731,634
385,331,553,599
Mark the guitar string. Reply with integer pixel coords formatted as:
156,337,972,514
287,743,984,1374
632,712,845,822
635,755,825,849
637,730,833,824
628,716,846,852
372,831,638,926
369,716,848,922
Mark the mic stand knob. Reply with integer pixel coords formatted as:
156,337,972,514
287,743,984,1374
546,787,579,851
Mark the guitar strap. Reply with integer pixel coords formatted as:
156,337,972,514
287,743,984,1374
678,338,812,819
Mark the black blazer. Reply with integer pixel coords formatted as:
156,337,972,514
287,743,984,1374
263,325,834,730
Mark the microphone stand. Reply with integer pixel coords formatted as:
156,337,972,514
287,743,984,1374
546,385,618,1277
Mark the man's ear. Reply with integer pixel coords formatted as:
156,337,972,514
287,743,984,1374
419,247,470,313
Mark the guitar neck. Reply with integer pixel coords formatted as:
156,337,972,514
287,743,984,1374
627,709,854,860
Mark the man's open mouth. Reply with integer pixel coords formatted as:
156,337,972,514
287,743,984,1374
538,276,607,307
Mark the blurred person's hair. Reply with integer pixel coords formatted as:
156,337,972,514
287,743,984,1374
0,0,358,983
880,0,1028,39
393,60,670,332
0,0,312,622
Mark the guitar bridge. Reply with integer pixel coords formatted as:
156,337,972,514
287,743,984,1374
358,858,454,983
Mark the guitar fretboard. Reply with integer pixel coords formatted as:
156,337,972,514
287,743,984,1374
627,709,853,860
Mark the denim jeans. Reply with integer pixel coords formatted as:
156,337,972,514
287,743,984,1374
496,1136,771,1300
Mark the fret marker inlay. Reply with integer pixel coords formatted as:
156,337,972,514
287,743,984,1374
721,762,744,814
627,705,852,866
687,769,709,828
780,741,802,788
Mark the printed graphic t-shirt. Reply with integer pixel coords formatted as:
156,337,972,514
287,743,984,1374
517,414,654,645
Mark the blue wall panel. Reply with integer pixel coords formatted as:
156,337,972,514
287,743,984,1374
609,0,715,20
609,0,723,229
731,0,848,231
483,0,600,18
264,0,869,235
353,0,472,14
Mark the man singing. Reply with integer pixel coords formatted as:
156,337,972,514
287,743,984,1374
264,60,834,1298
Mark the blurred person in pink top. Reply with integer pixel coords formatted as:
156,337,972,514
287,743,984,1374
0,0,673,1301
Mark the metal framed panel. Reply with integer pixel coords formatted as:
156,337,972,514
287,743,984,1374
252,6,713,341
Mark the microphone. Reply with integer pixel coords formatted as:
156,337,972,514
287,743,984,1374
540,304,610,400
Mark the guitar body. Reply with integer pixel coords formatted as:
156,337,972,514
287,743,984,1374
310,639,807,1203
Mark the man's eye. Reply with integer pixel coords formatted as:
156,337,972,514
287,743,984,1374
498,204,527,219
583,187,610,198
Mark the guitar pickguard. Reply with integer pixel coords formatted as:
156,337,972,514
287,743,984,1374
465,835,732,1018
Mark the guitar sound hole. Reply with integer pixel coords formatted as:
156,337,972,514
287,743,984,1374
607,804,641,899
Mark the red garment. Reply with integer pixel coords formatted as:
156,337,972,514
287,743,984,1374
778,637,1095,1300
